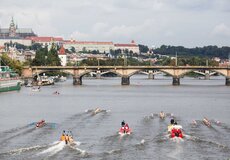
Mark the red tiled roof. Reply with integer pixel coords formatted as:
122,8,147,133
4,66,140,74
25,36,63,42
64,40,113,45
114,44,138,47
58,46,66,55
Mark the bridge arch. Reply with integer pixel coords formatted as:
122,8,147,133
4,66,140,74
127,69,142,77
100,70,120,77
212,69,227,77
77,69,95,78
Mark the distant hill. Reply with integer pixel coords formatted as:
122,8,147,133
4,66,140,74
153,45,230,59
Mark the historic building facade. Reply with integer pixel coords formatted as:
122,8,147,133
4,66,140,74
63,40,114,53
114,40,140,54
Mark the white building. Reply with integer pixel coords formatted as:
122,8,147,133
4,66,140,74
0,38,32,46
114,40,140,54
64,40,114,53
58,46,67,66
25,36,64,49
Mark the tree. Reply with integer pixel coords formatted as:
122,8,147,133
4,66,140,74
0,53,23,75
138,44,149,53
46,47,61,66
15,43,28,50
30,43,42,51
32,47,48,66
153,45,230,59
70,47,76,53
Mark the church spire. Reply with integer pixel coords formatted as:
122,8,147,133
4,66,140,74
9,17,16,37
10,17,15,27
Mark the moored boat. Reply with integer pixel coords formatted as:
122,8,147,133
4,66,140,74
38,75,54,86
0,62,21,93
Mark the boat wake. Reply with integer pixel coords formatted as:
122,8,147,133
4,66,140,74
104,148,122,155
68,144,88,157
0,128,35,145
0,145,46,156
166,142,184,159
39,141,66,156
188,135,229,150
0,125,29,136
66,112,88,121
134,139,146,150
170,137,184,143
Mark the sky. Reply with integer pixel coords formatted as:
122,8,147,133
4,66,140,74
0,0,229,48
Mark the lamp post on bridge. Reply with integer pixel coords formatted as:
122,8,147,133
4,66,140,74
175,52,178,66
97,58,100,66
123,49,127,66
226,53,230,86
149,52,151,66
228,53,230,67
173,52,180,85
45,56,47,66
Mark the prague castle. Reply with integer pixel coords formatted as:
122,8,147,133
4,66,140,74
0,18,139,54
0,17,37,39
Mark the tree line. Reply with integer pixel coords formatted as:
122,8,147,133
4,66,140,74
153,45,230,59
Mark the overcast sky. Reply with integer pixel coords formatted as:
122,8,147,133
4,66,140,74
0,0,229,47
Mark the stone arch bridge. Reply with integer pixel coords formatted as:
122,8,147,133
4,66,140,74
22,66,230,86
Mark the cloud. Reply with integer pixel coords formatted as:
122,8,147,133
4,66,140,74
70,31,90,41
92,22,109,33
211,23,230,37
164,31,174,37
0,0,229,47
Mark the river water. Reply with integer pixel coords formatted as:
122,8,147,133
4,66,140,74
0,75,230,160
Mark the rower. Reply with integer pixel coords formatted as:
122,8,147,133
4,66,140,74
69,135,74,143
159,111,165,119
65,134,69,144
121,120,125,127
60,133,65,141
94,108,101,114
192,120,197,125
203,117,211,127
124,123,130,133
168,119,175,132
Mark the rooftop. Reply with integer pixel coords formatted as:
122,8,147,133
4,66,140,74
26,36,63,42
64,40,113,45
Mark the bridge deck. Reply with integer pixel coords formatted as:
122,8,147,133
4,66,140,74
24,66,230,70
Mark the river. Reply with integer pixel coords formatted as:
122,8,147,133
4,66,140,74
0,75,230,160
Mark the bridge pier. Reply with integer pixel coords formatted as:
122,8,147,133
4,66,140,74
148,74,154,79
148,71,154,79
172,77,180,86
205,71,210,80
121,76,130,85
73,76,82,85
205,73,210,80
226,77,230,86
96,70,101,79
